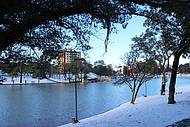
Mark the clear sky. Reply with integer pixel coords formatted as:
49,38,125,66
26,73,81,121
86,16,146,67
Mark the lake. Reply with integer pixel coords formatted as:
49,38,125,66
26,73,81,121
0,76,189,127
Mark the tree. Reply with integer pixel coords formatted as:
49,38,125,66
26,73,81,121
1,0,190,103
93,60,114,76
168,30,190,104
93,64,114,77
0,46,60,80
141,5,190,104
1,0,189,52
83,61,93,74
0,0,124,52
116,50,157,104
178,63,190,74
94,60,105,67
0,46,32,83
131,29,173,95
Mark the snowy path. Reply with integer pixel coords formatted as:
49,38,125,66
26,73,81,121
59,86,190,127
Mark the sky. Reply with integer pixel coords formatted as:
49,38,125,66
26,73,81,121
85,16,190,68
86,16,146,68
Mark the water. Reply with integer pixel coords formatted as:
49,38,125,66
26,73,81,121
0,77,189,127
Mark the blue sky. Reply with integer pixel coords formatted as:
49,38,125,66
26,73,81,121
85,16,190,68
86,16,146,67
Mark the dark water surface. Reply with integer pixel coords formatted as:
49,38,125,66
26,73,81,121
0,77,189,127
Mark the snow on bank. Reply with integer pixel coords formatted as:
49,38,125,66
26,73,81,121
1,75,56,85
60,85,190,127
48,77,69,83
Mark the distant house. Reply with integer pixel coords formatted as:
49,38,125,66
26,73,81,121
86,72,99,82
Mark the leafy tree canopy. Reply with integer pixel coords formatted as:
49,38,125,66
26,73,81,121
1,0,190,52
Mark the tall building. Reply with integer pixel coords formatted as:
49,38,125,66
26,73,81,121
59,49,81,72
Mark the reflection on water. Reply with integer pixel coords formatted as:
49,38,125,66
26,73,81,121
0,77,189,127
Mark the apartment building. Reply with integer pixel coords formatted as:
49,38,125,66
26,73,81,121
59,49,81,72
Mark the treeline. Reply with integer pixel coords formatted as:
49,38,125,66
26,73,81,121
0,59,115,80
178,63,190,74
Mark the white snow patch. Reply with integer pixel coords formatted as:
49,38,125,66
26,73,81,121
1,75,55,84
59,85,190,127
86,72,99,80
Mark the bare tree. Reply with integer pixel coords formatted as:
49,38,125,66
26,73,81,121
115,50,158,104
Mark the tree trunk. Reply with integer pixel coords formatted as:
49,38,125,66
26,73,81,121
168,53,180,104
167,59,170,71
134,84,141,101
161,71,166,95
131,90,135,104
64,72,67,80
20,62,23,84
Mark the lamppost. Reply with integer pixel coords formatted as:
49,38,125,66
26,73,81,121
70,58,84,124
74,70,79,123
144,82,147,97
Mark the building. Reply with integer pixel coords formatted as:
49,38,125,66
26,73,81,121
58,49,81,72
59,49,81,64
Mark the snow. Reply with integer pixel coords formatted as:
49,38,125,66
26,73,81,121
1,75,56,85
86,72,99,80
48,77,70,83
0,72,98,84
0,73,83,84
59,85,190,127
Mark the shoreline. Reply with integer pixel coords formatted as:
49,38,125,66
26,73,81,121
59,85,190,127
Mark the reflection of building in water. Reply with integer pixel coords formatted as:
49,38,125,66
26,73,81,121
58,49,81,72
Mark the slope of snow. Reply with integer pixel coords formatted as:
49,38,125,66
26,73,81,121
48,77,69,83
59,85,190,127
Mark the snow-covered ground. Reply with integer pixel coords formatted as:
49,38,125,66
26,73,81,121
1,75,56,85
60,85,190,127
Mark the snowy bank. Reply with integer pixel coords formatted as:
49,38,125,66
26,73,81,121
1,75,56,85
59,85,190,127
